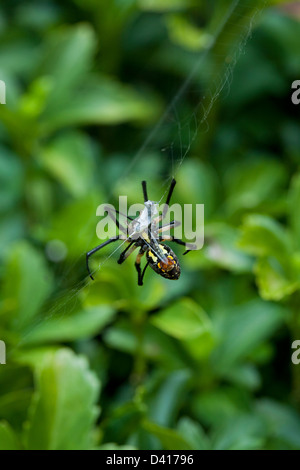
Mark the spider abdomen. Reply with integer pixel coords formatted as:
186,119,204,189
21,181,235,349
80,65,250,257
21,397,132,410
146,244,181,280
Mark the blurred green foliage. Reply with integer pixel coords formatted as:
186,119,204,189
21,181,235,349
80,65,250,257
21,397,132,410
1,0,300,450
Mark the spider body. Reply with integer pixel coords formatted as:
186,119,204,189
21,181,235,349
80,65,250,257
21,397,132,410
146,244,180,280
86,179,194,286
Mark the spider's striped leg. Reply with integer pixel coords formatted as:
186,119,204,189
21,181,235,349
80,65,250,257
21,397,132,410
104,205,130,235
114,210,134,221
149,221,180,247
141,261,150,285
159,235,196,255
158,220,181,233
86,236,120,280
117,242,137,264
135,250,146,286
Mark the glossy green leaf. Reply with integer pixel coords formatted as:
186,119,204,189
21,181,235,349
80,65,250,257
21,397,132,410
40,131,95,197
177,417,211,450
151,298,211,340
288,172,300,249
186,222,253,273
225,159,287,214
143,421,193,450
175,160,218,218
167,15,211,51
148,370,191,426
238,214,290,258
212,414,265,450
0,421,20,450
37,24,97,112
0,145,23,213
2,241,53,331
138,0,193,11
24,349,100,450
43,195,102,258
212,299,285,371
96,443,137,450
256,399,300,449
254,256,300,301
21,305,116,345
40,79,162,133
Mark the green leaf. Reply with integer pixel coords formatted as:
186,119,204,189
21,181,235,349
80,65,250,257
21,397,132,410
190,223,253,273
212,299,285,371
12,347,61,371
148,370,191,427
238,214,290,258
0,145,23,213
254,256,300,301
192,388,248,428
22,305,116,345
96,443,137,450
143,421,193,450
175,160,217,218
43,195,102,258
177,417,211,450
0,421,20,450
256,399,300,449
212,414,265,450
223,363,261,391
0,214,25,261
151,298,211,340
40,78,162,133
166,15,211,51
2,241,53,331
24,349,100,450
183,330,216,361
85,256,177,312
40,131,95,197
103,321,189,369
138,0,193,11
288,172,300,249
37,24,97,111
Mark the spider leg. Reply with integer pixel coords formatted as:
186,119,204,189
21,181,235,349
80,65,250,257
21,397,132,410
152,179,177,226
162,178,176,219
117,242,137,264
165,178,176,206
141,261,150,285
135,250,146,286
159,235,196,255
112,208,134,221
158,220,181,233
142,181,148,202
104,205,130,234
86,236,120,280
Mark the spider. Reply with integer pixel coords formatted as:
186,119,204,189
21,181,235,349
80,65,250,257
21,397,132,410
86,179,195,286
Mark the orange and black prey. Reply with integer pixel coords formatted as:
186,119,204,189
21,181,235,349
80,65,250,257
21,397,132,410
86,179,194,286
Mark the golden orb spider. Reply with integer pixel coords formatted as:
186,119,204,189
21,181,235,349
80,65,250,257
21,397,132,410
86,179,194,286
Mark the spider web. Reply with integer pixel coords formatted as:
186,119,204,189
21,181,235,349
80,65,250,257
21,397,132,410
13,0,267,350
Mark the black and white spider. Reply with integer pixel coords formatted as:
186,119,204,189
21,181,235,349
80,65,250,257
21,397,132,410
86,179,194,286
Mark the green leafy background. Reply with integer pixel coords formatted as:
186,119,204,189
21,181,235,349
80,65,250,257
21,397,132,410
1,0,300,450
